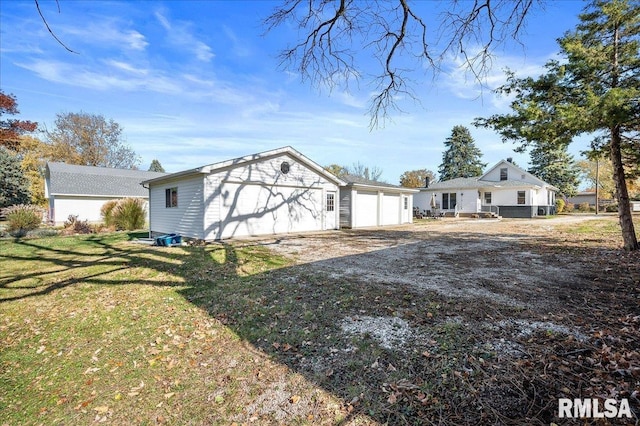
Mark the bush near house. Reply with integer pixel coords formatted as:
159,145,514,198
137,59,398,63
63,215,94,235
556,199,566,213
578,202,591,212
564,202,575,213
111,198,146,231
3,204,43,237
99,198,146,231
100,200,119,228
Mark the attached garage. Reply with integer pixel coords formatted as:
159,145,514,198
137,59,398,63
143,147,342,240
217,182,327,239
340,175,418,229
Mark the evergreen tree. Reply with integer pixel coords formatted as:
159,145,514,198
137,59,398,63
528,144,580,198
476,0,640,250
148,159,165,173
0,147,31,208
438,125,486,181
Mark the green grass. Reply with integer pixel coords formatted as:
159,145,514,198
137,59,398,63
0,233,354,425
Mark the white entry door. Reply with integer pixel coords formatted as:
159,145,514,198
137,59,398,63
325,191,337,229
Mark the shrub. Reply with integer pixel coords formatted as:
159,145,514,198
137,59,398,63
605,203,618,212
578,202,591,212
63,215,93,234
564,202,575,213
556,199,566,213
100,200,119,227
112,198,146,231
3,204,43,237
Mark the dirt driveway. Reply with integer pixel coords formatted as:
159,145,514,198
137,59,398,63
248,215,639,424
268,215,618,311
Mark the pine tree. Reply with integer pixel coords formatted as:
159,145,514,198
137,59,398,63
0,147,31,208
528,144,581,198
477,0,640,250
438,125,486,181
148,159,165,173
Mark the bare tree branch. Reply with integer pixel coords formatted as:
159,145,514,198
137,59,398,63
265,0,541,129
34,0,78,54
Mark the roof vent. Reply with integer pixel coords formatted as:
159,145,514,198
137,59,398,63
507,157,513,163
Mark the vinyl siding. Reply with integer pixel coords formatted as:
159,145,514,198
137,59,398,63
50,196,149,225
149,175,205,239
203,153,339,240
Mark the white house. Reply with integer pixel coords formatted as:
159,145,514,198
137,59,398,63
142,146,418,240
142,147,343,240
45,162,167,225
414,159,558,218
339,175,418,228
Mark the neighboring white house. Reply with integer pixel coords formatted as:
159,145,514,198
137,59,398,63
414,159,558,218
45,162,167,225
339,174,418,228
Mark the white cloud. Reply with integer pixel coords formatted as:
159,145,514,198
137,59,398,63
154,9,214,62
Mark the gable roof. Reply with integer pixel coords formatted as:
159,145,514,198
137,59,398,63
342,174,419,192
46,162,167,197
141,146,345,186
480,159,548,186
419,159,558,192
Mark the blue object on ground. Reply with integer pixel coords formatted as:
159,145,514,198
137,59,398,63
155,234,181,246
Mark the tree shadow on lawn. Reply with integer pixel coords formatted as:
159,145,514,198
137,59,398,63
1,229,638,425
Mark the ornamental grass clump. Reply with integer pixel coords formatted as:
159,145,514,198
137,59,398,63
100,199,119,228
3,204,43,237
111,198,146,231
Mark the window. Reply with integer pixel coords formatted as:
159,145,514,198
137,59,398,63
484,192,492,204
517,191,526,205
500,168,508,181
326,193,335,212
442,192,457,209
280,161,290,174
403,197,408,210
165,187,178,208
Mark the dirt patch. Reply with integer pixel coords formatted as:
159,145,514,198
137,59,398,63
250,215,640,424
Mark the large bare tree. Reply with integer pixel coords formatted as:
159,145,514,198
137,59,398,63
265,0,541,128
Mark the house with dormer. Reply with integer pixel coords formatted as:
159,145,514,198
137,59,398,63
414,159,558,218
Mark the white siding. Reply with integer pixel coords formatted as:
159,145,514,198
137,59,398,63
51,196,149,225
218,153,335,189
413,191,431,213
202,153,339,240
215,183,324,239
149,175,205,239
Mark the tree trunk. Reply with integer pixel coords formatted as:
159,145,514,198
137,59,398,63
610,125,638,251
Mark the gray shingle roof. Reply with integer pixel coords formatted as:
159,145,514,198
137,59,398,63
46,162,167,197
424,177,542,190
341,174,405,189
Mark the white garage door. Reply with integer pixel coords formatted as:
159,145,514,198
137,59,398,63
219,183,323,238
355,191,378,227
382,193,400,225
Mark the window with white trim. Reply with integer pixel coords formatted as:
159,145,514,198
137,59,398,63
517,191,526,205
484,192,492,204
326,193,335,212
165,187,178,208
500,168,508,181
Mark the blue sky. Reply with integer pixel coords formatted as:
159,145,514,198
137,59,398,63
1,0,589,184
